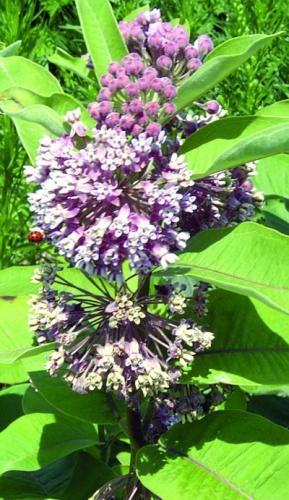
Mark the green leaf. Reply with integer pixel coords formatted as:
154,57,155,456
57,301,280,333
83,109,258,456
0,56,63,163
154,222,289,314
262,198,289,236
75,0,128,82
173,33,281,115
254,154,289,199
61,452,116,500
0,384,28,431
137,410,289,499
0,361,28,384
0,266,39,295
22,386,57,415
2,104,66,136
0,56,62,94
1,87,93,126
180,115,289,179
0,40,22,57
0,296,33,360
0,454,77,499
0,295,53,364
182,290,289,386
248,395,289,428
29,370,122,424
0,413,98,475
48,47,91,80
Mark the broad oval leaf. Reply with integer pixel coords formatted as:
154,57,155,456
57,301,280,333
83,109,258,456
182,290,289,386
254,154,289,199
173,33,281,115
0,266,39,296
0,56,62,94
180,115,289,178
30,370,122,425
154,222,289,314
0,413,98,475
0,384,28,430
137,410,289,499
75,0,128,82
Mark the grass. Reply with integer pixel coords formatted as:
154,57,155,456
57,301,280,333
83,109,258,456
1,0,289,268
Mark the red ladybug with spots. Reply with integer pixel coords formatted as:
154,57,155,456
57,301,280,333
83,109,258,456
27,228,44,243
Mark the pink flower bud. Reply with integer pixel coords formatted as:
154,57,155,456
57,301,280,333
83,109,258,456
156,55,173,71
196,34,214,55
184,44,198,60
187,58,202,71
97,88,112,101
146,101,160,116
151,78,163,92
100,73,114,86
87,102,100,120
162,102,176,115
164,41,178,56
163,85,177,99
98,101,113,116
146,122,161,137
120,114,135,131
125,83,139,97
131,124,143,136
205,100,220,114
105,112,120,127
129,99,144,114
109,62,121,75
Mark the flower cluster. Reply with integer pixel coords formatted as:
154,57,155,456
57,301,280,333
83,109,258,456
25,123,197,279
119,9,213,84
181,162,264,235
29,266,214,399
89,52,178,137
147,384,225,440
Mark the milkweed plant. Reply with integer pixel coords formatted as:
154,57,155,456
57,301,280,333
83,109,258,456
1,1,289,499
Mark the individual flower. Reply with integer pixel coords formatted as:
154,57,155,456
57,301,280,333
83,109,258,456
25,122,196,279
29,266,214,399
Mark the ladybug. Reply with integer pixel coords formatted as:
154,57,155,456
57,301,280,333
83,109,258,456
27,228,44,243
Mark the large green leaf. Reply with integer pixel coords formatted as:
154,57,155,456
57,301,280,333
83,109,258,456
1,87,93,126
0,454,77,499
262,198,289,236
137,410,289,499
154,222,289,314
75,0,128,82
254,154,289,199
0,295,53,364
0,360,28,384
182,290,289,386
173,33,281,115
180,115,289,179
29,370,122,425
0,413,98,475
0,266,38,295
0,56,62,94
0,384,28,431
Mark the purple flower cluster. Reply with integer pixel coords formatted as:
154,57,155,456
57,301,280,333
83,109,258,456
181,162,264,235
119,9,213,84
29,267,214,399
25,120,196,279
88,51,178,138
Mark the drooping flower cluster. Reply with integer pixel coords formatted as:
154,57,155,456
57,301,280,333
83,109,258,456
119,9,214,84
25,122,197,279
147,384,225,441
29,266,214,399
181,162,264,234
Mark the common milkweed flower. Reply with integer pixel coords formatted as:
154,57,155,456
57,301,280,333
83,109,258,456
25,121,196,279
29,266,214,399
